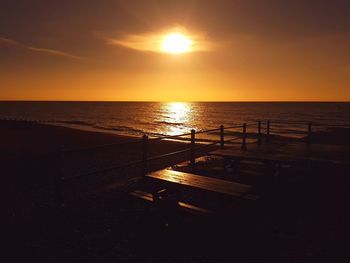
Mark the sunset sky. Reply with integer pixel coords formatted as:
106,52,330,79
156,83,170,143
1,0,350,101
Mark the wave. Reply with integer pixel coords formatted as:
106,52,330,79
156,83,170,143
56,120,171,137
155,120,184,126
2,102,349,140
57,120,93,126
92,124,146,136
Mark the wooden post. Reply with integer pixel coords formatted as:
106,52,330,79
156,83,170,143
241,123,247,150
220,125,224,148
142,134,148,175
54,146,64,209
266,120,270,142
258,121,262,145
307,122,312,144
190,129,196,167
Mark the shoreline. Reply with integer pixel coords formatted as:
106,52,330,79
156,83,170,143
2,119,350,157
0,119,199,178
3,119,350,262
0,117,307,143
0,119,140,158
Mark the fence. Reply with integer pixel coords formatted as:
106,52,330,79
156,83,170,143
2,118,345,208
53,120,322,207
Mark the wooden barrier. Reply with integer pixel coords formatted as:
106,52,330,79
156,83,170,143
307,122,312,144
142,135,148,175
258,121,262,145
241,123,247,150
3,117,327,208
190,129,196,167
220,125,224,148
266,120,270,142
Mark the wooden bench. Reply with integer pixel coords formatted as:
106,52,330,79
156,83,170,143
209,149,295,176
130,169,254,215
130,189,211,215
146,169,251,197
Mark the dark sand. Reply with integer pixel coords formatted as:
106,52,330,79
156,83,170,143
3,120,350,262
2,119,213,202
0,120,174,158
3,120,221,262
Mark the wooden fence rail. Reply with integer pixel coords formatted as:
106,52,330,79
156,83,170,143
2,117,343,208
52,120,322,208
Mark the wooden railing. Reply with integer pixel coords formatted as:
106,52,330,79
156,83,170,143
54,120,322,207
2,118,349,208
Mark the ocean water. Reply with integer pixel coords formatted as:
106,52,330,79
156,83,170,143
0,102,349,139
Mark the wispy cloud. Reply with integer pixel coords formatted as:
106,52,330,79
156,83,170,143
27,47,86,60
107,33,164,53
106,27,212,54
0,36,86,60
0,37,20,46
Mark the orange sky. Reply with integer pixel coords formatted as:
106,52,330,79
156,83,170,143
1,0,350,101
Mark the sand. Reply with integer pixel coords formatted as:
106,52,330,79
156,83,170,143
3,120,350,262
2,119,221,205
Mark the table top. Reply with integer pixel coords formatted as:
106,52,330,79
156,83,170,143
209,149,295,163
146,169,251,197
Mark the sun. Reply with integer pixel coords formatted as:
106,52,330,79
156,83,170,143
161,33,193,54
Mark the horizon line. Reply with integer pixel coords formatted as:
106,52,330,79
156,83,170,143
0,100,349,103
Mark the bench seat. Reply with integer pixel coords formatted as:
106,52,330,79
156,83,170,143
130,189,210,215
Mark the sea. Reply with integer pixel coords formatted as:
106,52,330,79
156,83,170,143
0,102,349,139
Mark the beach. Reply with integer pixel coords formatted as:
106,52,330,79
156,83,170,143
3,119,193,262
3,1,350,261
4,119,350,262
2,118,207,201
0,0,350,263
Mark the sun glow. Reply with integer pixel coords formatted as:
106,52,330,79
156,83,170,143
108,27,210,54
160,102,193,135
161,33,193,54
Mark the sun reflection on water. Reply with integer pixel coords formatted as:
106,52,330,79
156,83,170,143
167,102,190,122
160,102,193,135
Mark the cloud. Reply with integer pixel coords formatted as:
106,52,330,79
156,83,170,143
0,37,20,46
27,47,86,60
0,36,86,60
107,33,164,53
106,27,212,54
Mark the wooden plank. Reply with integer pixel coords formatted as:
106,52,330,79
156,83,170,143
130,190,153,202
146,170,251,197
209,149,294,164
130,190,210,214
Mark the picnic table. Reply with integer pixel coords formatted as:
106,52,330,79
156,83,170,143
209,149,296,176
146,169,251,197
131,169,254,215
